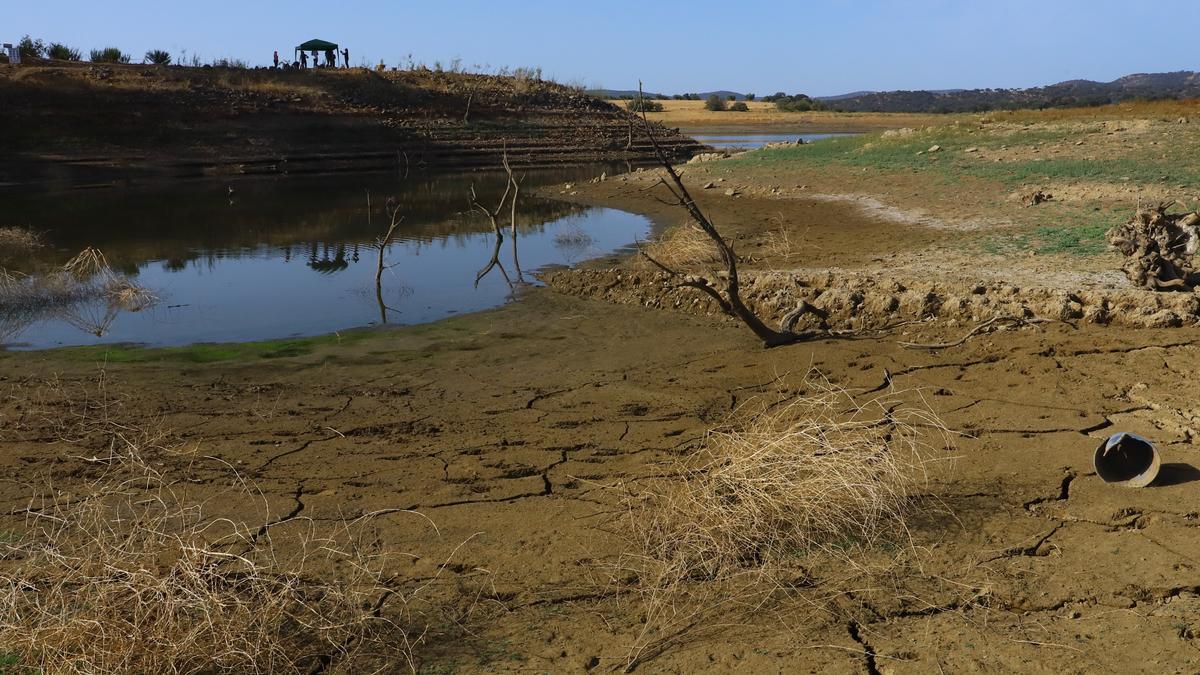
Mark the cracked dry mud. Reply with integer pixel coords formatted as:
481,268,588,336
4,290,1200,673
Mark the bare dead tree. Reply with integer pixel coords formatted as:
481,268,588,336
366,190,404,324
632,83,816,348
469,148,525,287
508,162,527,283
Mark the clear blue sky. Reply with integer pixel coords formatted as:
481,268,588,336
5,1,1197,96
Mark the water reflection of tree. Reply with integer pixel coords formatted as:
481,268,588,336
0,250,157,344
307,243,349,274
552,223,597,264
13,167,606,272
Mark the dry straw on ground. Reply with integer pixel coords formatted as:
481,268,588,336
0,388,429,674
638,223,722,272
614,375,953,669
0,227,42,258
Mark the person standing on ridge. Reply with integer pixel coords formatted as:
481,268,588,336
300,51,308,69
273,50,279,68
342,48,349,68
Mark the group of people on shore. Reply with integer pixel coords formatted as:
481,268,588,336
272,47,349,70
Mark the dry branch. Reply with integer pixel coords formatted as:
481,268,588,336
632,83,810,348
898,315,1059,350
374,198,404,324
469,148,525,287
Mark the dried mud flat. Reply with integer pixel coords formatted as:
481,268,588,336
6,108,1200,671
4,291,1200,673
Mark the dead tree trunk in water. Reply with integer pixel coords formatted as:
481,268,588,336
633,83,815,348
470,148,524,287
369,191,404,324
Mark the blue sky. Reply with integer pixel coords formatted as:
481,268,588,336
5,1,1197,96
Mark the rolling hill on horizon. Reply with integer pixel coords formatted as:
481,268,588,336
595,71,1200,112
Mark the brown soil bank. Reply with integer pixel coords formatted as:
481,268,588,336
543,268,1200,330
0,63,701,187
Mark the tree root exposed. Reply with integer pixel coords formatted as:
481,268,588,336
1107,203,1200,291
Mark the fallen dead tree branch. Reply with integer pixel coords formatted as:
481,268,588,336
898,315,1063,350
632,83,813,348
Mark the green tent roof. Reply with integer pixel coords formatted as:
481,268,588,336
297,39,338,51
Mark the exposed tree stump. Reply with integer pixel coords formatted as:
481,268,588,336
1106,203,1200,291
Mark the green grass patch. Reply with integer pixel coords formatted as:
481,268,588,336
1031,222,1112,255
979,205,1123,257
733,126,1200,189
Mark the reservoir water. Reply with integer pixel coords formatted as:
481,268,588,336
1,166,647,349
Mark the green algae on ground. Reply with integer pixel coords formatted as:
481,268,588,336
52,330,380,364
18,305,502,364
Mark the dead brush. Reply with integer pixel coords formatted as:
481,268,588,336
0,227,42,258
0,415,429,673
637,223,722,273
613,375,953,669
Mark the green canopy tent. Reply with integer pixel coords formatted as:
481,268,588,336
295,39,339,68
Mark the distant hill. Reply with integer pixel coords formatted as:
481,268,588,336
697,90,745,101
817,90,875,101
592,89,753,101
810,72,1200,113
588,88,666,99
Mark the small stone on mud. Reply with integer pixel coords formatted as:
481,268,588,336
703,182,715,189
928,144,942,152
965,147,978,153
724,188,739,197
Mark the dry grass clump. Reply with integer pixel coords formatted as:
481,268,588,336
0,227,42,258
614,376,951,667
638,223,721,272
0,418,422,673
634,382,945,574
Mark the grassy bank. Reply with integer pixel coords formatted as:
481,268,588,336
713,99,1200,260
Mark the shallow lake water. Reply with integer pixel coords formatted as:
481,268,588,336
690,132,852,150
1,166,647,350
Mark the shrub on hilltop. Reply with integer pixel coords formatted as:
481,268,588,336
89,47,131,64
47,43,81,61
